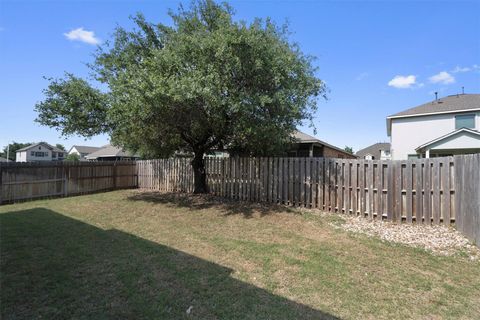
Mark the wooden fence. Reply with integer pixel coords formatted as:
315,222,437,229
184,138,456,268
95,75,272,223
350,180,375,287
205,157,458,224
137,155,480,242
137,158,194,192
0,161,137,204
2,155,478,244
454,154,480,245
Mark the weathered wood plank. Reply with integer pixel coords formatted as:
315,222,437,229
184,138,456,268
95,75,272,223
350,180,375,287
386,162,394,221
432,158,441,224
423,159,432,224
405,161,413,223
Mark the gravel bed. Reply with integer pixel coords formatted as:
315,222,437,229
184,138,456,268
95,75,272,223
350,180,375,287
327,214,479,259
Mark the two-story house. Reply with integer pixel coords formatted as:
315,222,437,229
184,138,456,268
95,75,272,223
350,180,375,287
15,142,65,162
387,94,480,160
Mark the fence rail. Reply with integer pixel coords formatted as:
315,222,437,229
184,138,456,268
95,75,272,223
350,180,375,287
0,161,137,204
137,155,480,244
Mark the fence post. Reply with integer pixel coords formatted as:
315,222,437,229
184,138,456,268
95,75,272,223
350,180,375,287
63,162,68,197
113,162,117,190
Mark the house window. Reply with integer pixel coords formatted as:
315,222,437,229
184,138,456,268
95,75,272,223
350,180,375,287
58,153,64,157
408,154,420,159
30,151,35,156
35,152,46,157
455,114,475,130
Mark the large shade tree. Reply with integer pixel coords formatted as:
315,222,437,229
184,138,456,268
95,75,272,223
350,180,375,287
35,0,326,193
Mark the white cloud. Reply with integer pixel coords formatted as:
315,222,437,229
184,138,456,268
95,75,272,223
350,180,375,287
429,71,455,85
64,27,100,45
451,66,471,73
387,75,417,89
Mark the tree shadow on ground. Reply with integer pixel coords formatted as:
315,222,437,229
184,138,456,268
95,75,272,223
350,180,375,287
0,208,338,319
127,191,299,218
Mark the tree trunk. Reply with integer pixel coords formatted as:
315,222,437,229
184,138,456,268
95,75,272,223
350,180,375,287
191,152,208,193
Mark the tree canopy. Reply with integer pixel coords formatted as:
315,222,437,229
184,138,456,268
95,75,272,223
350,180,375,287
65,153,80,162
35,0,326,192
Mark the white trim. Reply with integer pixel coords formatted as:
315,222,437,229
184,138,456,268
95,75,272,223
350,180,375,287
415,128,480,151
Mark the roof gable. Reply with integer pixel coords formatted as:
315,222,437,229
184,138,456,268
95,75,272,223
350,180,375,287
69,145,101,154
16,142,64,153
416,128,480,151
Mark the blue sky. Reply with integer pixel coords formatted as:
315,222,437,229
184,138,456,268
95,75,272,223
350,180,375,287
1,0,479,153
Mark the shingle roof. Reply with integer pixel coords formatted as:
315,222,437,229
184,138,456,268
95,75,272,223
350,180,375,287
16,142,64,153
388,94,480,118
85,144,139,159
70,145,101,154
356,142,390,159
386,93,480,136
293,130,353,155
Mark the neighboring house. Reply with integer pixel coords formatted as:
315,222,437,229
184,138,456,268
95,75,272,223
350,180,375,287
356,142,391,160
84,144,140,161
289,131,357,159
68,145,101,160
210,130,356,159
15,142,65,162
387,94,480,160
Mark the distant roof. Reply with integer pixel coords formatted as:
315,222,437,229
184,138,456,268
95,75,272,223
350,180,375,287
85,144,139,159
387,94,480,136
0,157,8,162
16,142,64,153
69,145,101,154
292,130,353,156
388,94,480,118
356,142,390,159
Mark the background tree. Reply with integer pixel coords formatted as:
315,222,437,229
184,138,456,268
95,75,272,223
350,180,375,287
344,146,353,154
65,153,80,162
55,144,66,151
1,142,33,161
35,0,326,193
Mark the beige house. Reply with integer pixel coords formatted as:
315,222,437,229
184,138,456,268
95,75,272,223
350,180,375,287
387,94,480,160
15,142,65,162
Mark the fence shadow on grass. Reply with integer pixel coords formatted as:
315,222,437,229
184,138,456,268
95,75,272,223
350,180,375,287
127,191,298,218
0,208,338,320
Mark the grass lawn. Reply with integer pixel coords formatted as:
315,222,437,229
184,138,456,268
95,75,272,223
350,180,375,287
1,190,479,319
